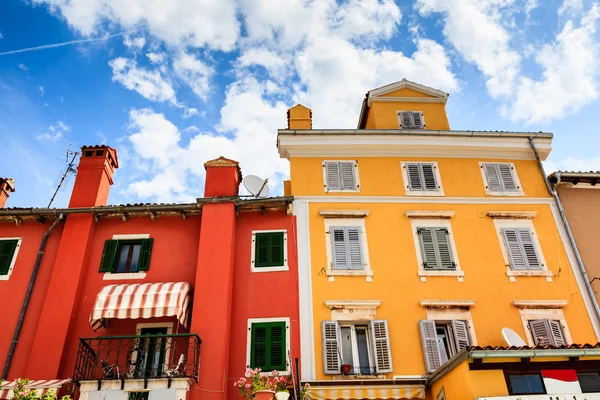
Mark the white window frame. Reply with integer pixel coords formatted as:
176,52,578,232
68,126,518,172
492,219,552,282
0,237,23,281
400,162,444,197
424,306,478,347
322,160,360,193
103,234,150,280
250,230,289,273
410,219,463,282
324,218,372,282
338,323,376,375
133,322,174,372
397,110,426,129
246,317,291,375
517,308,572,346
479,162,525,197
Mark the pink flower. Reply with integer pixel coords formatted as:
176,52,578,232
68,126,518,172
245,384,251,390
233,382,238,388
305,383,310,387
272,370,278,376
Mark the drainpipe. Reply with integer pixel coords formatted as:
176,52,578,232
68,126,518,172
2,213,64,380
528,137,600,334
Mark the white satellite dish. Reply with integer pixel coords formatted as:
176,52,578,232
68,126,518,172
243,175,270,198
502,327,527,347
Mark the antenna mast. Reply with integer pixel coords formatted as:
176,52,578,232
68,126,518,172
47,145,78,208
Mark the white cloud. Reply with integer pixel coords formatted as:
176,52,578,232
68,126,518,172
172,52,213,100
39,86,45,96
509,4,600,123
123,35,146,51
37,120,70,141
128,108,181,167
109,57,178,104
544,153,600,174
0,33,3,39
18,63,29,71
32,0,240,51
238,48,290,80
146,52,165,64
525,0,538,17
36,132,62,141
183,125,200,133
183,107,199,118
558,0,584,16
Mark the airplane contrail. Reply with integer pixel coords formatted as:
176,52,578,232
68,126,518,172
0,31,130,56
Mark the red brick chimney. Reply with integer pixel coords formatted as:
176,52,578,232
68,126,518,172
0,178,15,208
69,146,119,207
203,156,241,197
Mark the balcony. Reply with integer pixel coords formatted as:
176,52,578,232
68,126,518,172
73,334,201,382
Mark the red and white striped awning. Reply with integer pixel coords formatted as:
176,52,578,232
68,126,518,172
0,379,71,399
90,282,192,331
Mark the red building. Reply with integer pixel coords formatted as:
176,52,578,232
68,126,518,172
0,147,300,400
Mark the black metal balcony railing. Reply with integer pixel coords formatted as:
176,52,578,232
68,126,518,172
73,334,201,382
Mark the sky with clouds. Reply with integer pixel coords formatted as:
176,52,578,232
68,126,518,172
1,0,600,207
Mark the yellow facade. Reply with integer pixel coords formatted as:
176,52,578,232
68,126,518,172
280,80,600,399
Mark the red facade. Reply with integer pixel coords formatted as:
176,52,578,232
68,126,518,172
0,147,299,400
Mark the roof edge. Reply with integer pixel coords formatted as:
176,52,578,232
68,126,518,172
278,129,553,139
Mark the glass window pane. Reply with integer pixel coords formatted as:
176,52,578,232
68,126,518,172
116,245,130,273
129,244,142,272
509,374,545,394
355,327,371,374
579,373,600,393
340,327,353,368
436,326,450,364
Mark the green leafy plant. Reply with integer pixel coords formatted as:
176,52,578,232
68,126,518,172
299,383,310,400
234,368,273,399
270,370,290,393
0,379,70,400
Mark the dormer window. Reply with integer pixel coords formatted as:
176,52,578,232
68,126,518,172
398,111,425,129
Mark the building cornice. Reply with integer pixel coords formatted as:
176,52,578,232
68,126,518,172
487,211,537,219
318,210,369,218
512,300,568,309
405,210,454,219
368,97,447,106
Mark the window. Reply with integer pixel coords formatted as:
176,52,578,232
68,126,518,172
330,226,363,270
322,320,392,375
136,327,168,378
528,319,566,346
480,162,523,196
417,227,455,270
128,393,149,400
401,162,444,196
249,321,287,372
578,373,600,393
398,111,425,129
419,320,471,373
507,374,545,395
252,231,287,272
100,239,153,274
0,238,21,279
323,161,359,192
501,228,542,270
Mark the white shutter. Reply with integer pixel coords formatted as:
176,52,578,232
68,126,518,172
325,162,341,191
529,319,553,345
434,228,455,270
370,320,393,373
421,163,437,190
549,320,566,346
399,112,412,128
502,228,527,270
451,320,471,350
498,164,517,191
411,112,424,128
419,320,443,373
346,227,363,270
418,228,439,269
322,321,341,374
331,227,348,270
340,161,357,190
483,164,502,192
517,228,541,269
406,163,423,190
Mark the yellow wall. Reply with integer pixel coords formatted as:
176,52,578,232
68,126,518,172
429,362,508,400
289,157,550,198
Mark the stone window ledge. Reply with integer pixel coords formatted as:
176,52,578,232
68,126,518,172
418,270,464,282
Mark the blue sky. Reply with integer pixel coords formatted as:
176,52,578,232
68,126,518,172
1,0,599,207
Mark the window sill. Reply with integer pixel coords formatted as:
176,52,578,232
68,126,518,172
331,374,386,380
324,189,361,193
103,272,147,280
484,190,525,197
506,269,553,282
418,270,464,282
0,274,12,281
326,269,373,282
404,190,445,197
251,265,289,273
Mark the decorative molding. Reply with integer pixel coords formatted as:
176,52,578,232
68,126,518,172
370,97,447,105
420,300,475,309
487,211,537,219
405,210,454,219
512,300,568,309
204,156,239,168
325,300,381,321
367,79,449,102
319,210,369,218
324,300,382,309
294,196,554,205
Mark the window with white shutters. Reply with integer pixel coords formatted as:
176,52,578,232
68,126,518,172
398,111,425,129
330,226,364,270
323,161,359,191
405,163,439,192
501,228,542,270
481,163,521,194
419,319,471,373
529,319,566,346
417,227,456,270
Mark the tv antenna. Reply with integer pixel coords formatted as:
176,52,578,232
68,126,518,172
47,145,78,208
243,175,270,198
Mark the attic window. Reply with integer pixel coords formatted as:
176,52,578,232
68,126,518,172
398,111,425,129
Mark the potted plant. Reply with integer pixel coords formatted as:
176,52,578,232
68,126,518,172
341,364,352,375
271,370,290,400
234,368,275,400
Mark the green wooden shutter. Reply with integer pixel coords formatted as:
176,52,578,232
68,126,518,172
137,238,154,271
99,240,119,273
251,323,269,369
250,322,287,371
254,232,284,268
269,232,284,266
269,322,286,371
0,239,19,275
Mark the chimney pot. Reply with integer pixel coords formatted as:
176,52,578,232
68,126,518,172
287,104,312,129
69,145,119,207
0,178,15,208
203,156,241,197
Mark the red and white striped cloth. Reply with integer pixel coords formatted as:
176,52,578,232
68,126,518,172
89,282,192,331
0,379,71,399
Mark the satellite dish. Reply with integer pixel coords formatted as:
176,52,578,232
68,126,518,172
502,327,527,347
243,175,270,198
